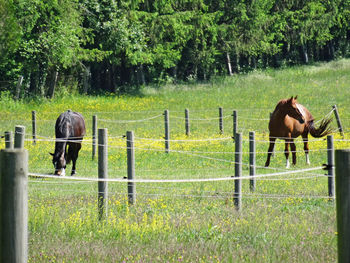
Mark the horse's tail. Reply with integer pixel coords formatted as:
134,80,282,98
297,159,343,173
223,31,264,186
308,117,332,138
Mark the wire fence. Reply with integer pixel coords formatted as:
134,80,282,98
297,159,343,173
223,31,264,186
1,105,348,203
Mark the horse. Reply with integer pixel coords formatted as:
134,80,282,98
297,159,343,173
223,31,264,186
265,96,332,168
50,110,86,176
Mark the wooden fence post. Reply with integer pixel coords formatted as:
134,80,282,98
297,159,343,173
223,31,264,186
185,108,190,136
92,115,97,160
327,135,335,200
234,132,242,211
249,131,256,192
232,110,238,141
335,149,350,263
219,107,223,134
4,131,13,149
127,131,136,205
164,110,170,153
14,125,25,149
32,111,36,145
0,148,28,263
332,105,344,138
98,128,108,220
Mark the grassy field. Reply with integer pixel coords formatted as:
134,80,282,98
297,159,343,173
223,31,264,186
1,59,350,262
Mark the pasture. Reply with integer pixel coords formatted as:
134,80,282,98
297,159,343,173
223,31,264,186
1,59,350,262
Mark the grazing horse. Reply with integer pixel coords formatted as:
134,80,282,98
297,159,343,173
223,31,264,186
265,96,332,168
50,110,86,176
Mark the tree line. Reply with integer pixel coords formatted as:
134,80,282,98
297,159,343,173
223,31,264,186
1,0,350,97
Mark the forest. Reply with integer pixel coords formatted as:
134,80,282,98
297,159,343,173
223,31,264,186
1,0,350,97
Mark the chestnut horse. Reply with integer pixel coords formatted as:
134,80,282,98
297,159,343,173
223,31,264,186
50,110,86,176
265,96,332,168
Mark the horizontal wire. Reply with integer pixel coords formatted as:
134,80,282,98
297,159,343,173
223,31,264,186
99,114,162,123
28,166,323,183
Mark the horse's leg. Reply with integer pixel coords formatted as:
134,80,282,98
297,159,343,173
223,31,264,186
290,139,297,165
71,143,82,176
265,137,276,167
66,143,72,164
302,133,310,165
284,139,291,169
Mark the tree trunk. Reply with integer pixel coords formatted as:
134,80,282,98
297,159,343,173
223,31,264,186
328,40,335,60
46,70,58,99
226,52,233,76
137,64,145,85
250,56,257,69
29,71,38,95
301,45,309,64
171,66,177,82
82,66,90,94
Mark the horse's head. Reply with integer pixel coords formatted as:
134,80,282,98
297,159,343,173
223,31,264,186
50,152,66,176
285,96,305,124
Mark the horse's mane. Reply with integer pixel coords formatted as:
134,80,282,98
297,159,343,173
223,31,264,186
56,110,73,137
272,99,288,113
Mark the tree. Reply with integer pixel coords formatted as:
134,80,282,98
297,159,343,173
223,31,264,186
14,0,87,96
274,0,334,64
0,0,21,86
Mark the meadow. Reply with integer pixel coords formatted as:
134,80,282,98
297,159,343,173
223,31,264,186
1,59,350,262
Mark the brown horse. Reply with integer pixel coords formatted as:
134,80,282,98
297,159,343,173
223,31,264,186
50,110,86,176
265,96,332,168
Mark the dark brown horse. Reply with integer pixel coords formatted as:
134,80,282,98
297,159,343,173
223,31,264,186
265,96,332,168
50,110,86,176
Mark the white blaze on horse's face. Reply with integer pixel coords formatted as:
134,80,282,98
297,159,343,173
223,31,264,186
54,166,65,176
289,103,305,124
53,154,66,176
296,104,306,119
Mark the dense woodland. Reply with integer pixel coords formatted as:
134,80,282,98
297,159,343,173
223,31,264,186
1,0,350,97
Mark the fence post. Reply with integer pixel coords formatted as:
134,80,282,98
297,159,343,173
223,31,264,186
332,105,344,138
232,110,237,140
164,110,170,153
98,128,108,220
185,108,190,136
234,132,242,211
335,149,350,263
4,131,13,149
249,131,256,192
327,135,335,200
127,131,136,205
32,111,36,145
0,148,28,263
219,107,223,134
14,125,25,149
92,115,97,160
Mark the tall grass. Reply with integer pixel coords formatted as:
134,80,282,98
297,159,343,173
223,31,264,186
2,59,350,262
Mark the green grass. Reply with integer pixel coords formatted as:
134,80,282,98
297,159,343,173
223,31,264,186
2,59,350,262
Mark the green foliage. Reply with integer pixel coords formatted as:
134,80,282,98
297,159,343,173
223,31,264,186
0,0,21,81
1,0,350,95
